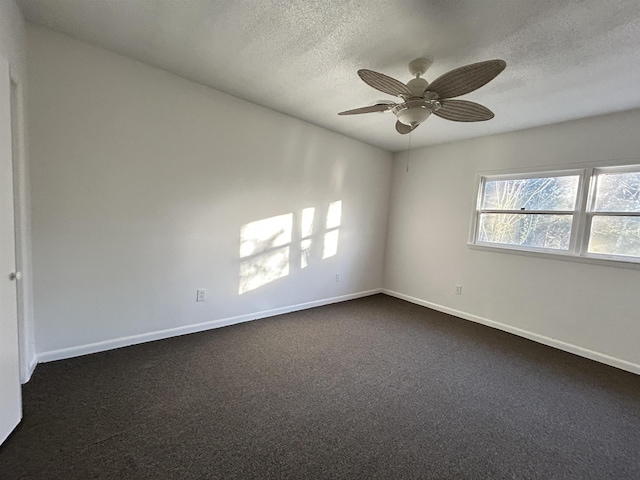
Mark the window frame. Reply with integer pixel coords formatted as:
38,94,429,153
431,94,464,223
470,163,640,269
582,165,640,262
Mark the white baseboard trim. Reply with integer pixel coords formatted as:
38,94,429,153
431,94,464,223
20,354,38,384
382,289,640,376
37,289,383,364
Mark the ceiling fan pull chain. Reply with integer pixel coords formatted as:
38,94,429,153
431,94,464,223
406,131,412,173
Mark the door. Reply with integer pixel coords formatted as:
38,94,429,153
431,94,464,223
0,56,21,445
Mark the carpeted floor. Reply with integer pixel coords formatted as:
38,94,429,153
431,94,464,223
1,294,639,479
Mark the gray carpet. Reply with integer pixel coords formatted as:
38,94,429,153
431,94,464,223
1,294,639,479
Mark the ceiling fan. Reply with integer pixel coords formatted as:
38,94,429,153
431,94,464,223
339,58,506,134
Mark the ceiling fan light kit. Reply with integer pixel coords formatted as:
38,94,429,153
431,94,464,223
393,100,436,127
339,57,506,135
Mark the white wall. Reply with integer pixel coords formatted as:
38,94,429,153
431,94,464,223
0,0,35,382
384,108,640,373
27,26,392,359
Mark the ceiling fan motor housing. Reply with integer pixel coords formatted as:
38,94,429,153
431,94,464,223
406,77,429,97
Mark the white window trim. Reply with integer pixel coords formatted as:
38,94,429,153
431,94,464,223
469,163,640,269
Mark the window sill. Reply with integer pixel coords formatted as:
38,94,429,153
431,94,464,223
468,242,640,270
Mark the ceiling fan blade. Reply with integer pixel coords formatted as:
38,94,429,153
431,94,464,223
395,121,418,134
427,59,506,99
338,103,395,115
358,69,412,98
433,99,495,122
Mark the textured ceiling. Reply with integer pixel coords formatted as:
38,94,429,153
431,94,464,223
17,0,640,152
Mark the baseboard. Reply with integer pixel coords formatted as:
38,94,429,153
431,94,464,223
20,353,38,384
37,289,383,364
382,289,640,376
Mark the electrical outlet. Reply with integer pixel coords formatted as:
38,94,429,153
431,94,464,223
335,273,341,282
455,285,463,295
196,289,206,302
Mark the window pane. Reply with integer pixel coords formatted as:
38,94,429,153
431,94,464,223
593,171,640,212
483,176,579,211
478,213,572,250
588,216,640,257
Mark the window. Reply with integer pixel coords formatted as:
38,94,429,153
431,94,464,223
472,165,640,265
477,174,580,250
587,168,640,258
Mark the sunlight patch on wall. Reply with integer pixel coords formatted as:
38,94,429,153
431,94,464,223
322,200,342,259
239,213,292,294
238,201,343,294
326,200,342,229
323,230,339,259
301,207,315,269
